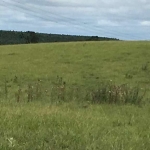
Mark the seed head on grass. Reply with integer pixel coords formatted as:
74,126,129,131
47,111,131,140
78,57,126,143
7,137,16,147
15,86,22,102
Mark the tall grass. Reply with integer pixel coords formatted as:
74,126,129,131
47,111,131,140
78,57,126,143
0,76,146,105
91,82,146,105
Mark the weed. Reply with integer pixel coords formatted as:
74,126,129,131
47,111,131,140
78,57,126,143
123,85,146,104
90,82,145,105
7,137,16,148
4,78,8,99
0,77,146,105
35,79,42,99
142,62,149,71
57,81,66,101
125,72,133,79
27,84,34,102
13,76,18,83
15,86,22,102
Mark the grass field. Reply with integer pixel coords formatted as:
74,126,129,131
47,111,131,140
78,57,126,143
0,41,150,149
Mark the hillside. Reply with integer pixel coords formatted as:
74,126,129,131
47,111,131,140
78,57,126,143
0,41,150,149
0,41,149,86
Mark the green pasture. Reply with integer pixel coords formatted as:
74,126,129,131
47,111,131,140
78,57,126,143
0,41,150,149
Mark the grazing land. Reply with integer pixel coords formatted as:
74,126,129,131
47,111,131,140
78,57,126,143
0,41,150,149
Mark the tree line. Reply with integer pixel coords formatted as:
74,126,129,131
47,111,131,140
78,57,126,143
0,30,119,45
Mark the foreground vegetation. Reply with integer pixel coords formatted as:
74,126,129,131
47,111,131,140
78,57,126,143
1,102,150,150
0,41,150,149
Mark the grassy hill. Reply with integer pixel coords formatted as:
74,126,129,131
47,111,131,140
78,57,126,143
1,41,150,84
0,41,150,149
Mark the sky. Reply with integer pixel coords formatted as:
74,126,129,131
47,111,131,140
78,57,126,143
0,0,150,40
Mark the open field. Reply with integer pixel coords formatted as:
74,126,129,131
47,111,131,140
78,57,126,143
0,41,150,149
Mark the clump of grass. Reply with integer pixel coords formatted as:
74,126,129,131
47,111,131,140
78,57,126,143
90,82,146,105
4,78,8,99
1,77,146,105
54,76,66,101
15,86,22,102
13,76,18,83
57,81,66,100
142,62,149,71
35,79,42,99
27,84,34,102
123,85,146,104
125,72,133,79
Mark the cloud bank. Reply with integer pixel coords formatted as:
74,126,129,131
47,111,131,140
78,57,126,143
0,0,150,40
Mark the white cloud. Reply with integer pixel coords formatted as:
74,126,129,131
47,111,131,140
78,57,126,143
141,21,150,26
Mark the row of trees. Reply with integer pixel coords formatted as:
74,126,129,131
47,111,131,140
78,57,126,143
0,30,119,45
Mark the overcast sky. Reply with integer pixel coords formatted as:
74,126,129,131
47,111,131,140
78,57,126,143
0,0,150,40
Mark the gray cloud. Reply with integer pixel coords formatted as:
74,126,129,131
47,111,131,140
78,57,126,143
0,0,150,40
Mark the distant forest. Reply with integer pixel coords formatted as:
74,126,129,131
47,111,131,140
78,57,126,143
0,30,119,45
